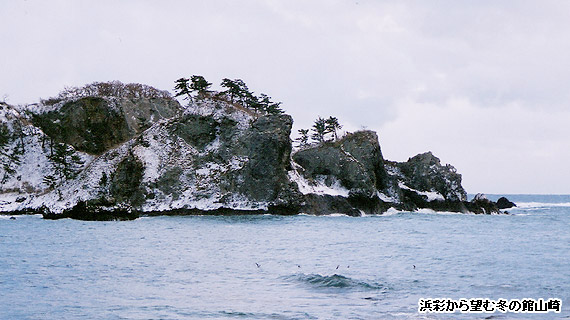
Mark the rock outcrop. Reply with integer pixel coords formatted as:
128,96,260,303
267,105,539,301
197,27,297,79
32,96,183,154
497,196,516,209
291,135,501,215
0,85,507,219
1,97,301,217
390,152,466,202
291,131,396,215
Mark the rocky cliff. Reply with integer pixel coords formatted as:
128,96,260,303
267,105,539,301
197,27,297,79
0,87,504,219
289,132,500,216
32,96,182,154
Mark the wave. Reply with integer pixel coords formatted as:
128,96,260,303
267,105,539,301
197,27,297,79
284,273,386,291
515,202,570,209
415,208,464,215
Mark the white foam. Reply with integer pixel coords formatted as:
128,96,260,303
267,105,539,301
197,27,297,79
383,207,403,216
515,202,570,209
416,208,465,215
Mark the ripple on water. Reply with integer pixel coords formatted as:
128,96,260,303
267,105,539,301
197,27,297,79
283,273,389,292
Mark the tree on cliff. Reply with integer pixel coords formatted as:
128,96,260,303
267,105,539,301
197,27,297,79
189,75,212,97
256,93,284,115
311,117,328,143
295,129,310,147
44,142,84,187
221,78,249,104
325,116,342,140
174,78,192,101
220,78,284,114
174,75,213,101
0,123,24,184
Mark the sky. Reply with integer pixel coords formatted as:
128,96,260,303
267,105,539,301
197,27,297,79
1,0,569,194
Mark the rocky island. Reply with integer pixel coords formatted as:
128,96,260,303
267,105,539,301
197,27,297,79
0,80,509,220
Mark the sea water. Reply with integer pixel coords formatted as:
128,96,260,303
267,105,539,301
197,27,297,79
1,195,568,319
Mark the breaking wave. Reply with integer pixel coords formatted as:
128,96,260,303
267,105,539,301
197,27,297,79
284,273,387,291
515,202,570,209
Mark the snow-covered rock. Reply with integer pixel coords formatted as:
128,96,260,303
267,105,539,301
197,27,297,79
0,89,504,219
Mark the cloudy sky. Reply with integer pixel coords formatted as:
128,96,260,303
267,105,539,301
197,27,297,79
1,0,569,194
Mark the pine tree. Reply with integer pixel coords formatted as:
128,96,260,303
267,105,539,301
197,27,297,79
253,93,284,114
189,75,212,97
311,117,328,143
264,102,284,115
45,142,85,185
0,124,23,184
174,78,192,101
325,116,342,140
295,129,310,147
221,78,249,103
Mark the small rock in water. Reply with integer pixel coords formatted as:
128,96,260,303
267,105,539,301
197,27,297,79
496,197,516,209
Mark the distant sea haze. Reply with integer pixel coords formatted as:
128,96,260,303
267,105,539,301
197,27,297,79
1,194,568,319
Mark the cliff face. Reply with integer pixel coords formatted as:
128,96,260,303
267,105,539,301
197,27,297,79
290,131,396,215
290,134,499,215
1,98,300,217
390,152,467,202
32,97,182,154
0,91,502,219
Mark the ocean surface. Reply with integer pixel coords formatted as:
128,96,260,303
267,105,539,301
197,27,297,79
1,195,568,320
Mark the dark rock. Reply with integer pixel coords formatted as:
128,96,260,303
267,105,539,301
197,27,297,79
299,194,362,216
43,201,139,221
3,206,51,216
109,152,145,207
170,114,218,149
497,196,516,209
83,104,302,214
395,152,467,201
15,196,26,203
237,114,300,203
290,134,497,215
338,131,389,190
469,194,500,214
292,131,385,200
32,97,182,154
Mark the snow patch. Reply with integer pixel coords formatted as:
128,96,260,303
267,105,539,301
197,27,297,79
288,168,350,197
398,182,445,201
188,99,254,130
377,191,397,203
